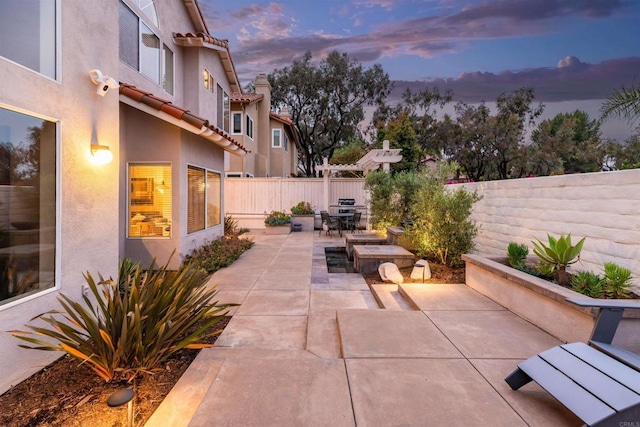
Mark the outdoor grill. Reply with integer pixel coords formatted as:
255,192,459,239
337,198,356,213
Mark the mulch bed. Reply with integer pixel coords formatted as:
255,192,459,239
0,317,230,427
362,262,465,285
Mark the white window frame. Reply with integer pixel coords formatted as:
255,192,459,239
203,68,214,92
187,165,222,234
217,84,230,133
272,128,282,148
0,0,61,81
162,44,174,94
232,112,242,134
246,114,254,140
126,162,172,239
0,104,61,310
120,1,172,92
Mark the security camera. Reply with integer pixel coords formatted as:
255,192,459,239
89,69,118,96
96,77,118,96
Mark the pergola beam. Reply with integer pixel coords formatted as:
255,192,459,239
318,140,402,211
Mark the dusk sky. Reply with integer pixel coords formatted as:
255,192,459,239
199,0,640,141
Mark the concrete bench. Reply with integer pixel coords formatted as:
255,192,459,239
353,245,415,274
345,233,387,259
506,298,640,426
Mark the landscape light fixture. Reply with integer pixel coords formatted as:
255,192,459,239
107,387,134,427
91,144,113,165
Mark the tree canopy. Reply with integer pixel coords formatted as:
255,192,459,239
268,51,391,176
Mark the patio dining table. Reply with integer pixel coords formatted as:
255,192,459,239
328,212,354,236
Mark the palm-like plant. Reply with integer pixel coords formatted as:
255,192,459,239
11,258,230,382
600,85,640,124
532,233,585,286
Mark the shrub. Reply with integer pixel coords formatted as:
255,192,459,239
224,214,239,236
507,242,529,269
184,236,254,274
364,170,400,231
406,182,481,267
264,210,291,226
11,258,229,383
291,201,314,215
532,233,585,286
601,262,633,299
572,271,603,298
364,170,428,231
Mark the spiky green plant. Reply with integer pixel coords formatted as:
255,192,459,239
571,271,603,298
601,262,633,299
506,242,529,269
11,258,230,382
532,233,585,286
535,261,556,279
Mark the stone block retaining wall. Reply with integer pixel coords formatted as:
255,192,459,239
452,169,640,288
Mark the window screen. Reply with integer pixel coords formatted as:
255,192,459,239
119,1,139,70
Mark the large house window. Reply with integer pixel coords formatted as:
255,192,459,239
119,1,173,90
0,107,57,306
216,85,230,133
187,166,221,233
232,112,242,134
246,115,254,140
272,129,281,148
0,0,58,79
128,164,171,238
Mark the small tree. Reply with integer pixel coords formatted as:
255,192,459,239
405,164,481,267
364,170,423,231
364,170,400,231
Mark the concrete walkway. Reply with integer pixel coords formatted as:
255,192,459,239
146,231,581,426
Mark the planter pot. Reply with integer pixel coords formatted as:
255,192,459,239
264,224,291,235
291,214,315,231
462,254,640,351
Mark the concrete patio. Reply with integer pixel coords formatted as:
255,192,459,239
146,231,582,426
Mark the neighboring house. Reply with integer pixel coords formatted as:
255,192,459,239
0,0,246,393
227,74,299,177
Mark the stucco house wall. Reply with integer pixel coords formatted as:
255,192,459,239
0,0,246,394
0,0,120,394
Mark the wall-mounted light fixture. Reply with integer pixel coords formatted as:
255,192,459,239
91,144,113,165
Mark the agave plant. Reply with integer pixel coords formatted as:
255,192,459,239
506,242,529,269
11,257,231,382
571,271,603,298
601,262,633,299
532,233,585,286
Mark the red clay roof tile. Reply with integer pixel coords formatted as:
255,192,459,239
119,83,247,153
230,92,264,104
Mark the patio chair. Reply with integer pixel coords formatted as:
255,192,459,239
320,211,340,237
505,298,640,426
345,212,362,233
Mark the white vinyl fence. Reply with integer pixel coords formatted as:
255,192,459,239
224,177,369,229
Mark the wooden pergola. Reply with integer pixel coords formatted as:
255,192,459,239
316,140,402,211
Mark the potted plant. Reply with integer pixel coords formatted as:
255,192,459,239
290,201,315,231
264,210,291,234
